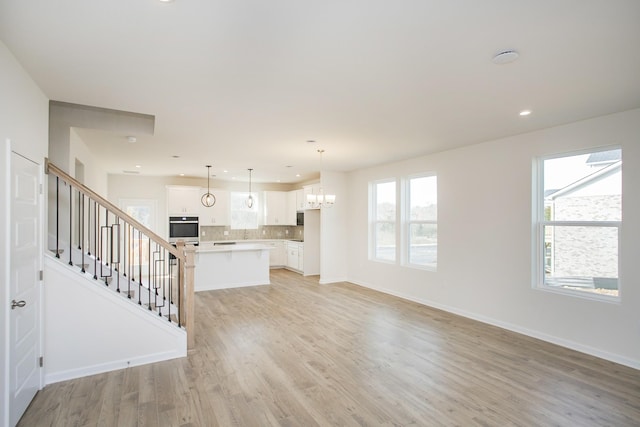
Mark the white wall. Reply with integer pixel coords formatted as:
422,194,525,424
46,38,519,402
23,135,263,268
69,128,108,195
320,171,348,284
346,109,640,369
43,256,186,384
0,40,48,427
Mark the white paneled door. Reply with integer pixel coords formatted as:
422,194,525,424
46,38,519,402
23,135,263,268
9,152,41,426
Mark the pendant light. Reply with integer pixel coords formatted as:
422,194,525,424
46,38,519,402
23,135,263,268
246,168,254,208
201,165,216,207
307,149,336,208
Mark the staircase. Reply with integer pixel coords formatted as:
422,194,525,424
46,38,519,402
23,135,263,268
45,160,195,343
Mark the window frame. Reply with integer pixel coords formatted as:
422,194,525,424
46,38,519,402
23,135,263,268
533,146,622,302
229,191,260,230
369,178,398,263
402,173,438,271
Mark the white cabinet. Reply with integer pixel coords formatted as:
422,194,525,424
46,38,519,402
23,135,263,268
199,188,229,226
167,186,201,215
286,241,304,272
265,241,285,267
294,189,305,211
263,191,289,225
286,191,297,225
287,243,299,270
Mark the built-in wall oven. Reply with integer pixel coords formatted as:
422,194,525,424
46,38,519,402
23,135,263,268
169,216,199,245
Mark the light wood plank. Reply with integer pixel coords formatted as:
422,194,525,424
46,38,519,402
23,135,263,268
18,269,640,426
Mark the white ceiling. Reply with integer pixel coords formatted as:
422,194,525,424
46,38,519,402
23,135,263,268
1,0,639,183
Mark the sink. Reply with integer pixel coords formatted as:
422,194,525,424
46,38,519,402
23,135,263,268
214,241,236,245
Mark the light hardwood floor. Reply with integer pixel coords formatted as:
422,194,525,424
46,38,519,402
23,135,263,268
19,269,640,426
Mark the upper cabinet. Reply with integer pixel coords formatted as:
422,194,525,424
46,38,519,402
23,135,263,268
294,189,305,211
167,185,201,215
199,188,230,226
263,191,290,225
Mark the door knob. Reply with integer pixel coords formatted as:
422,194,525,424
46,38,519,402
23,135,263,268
11,300,26,309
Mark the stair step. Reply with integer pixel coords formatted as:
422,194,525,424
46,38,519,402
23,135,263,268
50,249,64,255
165,314,179,324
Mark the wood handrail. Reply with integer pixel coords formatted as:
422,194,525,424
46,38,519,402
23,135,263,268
45,159,184,262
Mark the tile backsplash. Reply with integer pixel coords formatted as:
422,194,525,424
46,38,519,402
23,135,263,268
200,225,304,241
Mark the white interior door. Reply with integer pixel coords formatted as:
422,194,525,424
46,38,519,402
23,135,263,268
9,152,41,426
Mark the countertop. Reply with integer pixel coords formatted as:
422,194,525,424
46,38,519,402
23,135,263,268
197,242,274,253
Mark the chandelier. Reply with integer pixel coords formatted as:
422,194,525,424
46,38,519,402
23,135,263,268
307,149,336,208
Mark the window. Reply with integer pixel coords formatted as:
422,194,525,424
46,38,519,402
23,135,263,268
230,192,259,229
406,175,437,269
535,147,621,299
371,180,396,262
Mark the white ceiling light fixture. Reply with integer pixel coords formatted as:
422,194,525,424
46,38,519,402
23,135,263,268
246,168,255,209
519,110,532,116
492,50,519,65
307,149,336,208
201,165,216,207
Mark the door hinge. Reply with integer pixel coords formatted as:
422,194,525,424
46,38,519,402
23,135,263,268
39,270,43,281
39,356,43,367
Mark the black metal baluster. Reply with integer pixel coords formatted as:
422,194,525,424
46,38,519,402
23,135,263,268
68,184,73,266
148,236,152,311
77,189,81,250
127,223,132,299
81,192,85,273
138,228,142,306
96,203,100,262
87,196,92,256
167,250,172,322
113,220,120,293
55,177,60,258
93,200,98,280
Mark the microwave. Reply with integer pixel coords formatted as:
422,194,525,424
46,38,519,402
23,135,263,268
296,211,304,226
169,216,199,244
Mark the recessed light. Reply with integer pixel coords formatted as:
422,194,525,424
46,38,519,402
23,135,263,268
306,140,316,144
179,173,185,176
223,170,228,173
519,110,532,116
171,155,180,159
158,0,174,3
135,164,141,168
296,174,301,177
492,50,519,65
127,136,137,143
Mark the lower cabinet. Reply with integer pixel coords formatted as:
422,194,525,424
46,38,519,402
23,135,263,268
286,241,304,272
266,241,285,267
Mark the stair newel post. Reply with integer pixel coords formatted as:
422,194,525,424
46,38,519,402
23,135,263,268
178,241,196,349
55,176,60,258
68,183,73,266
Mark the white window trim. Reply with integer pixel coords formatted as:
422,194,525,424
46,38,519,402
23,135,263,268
532,147,622,303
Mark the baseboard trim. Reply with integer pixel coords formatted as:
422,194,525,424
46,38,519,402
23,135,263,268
45,348,187,385
349,279,640,371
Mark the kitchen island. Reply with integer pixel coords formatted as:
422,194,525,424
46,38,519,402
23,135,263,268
194,242,272,291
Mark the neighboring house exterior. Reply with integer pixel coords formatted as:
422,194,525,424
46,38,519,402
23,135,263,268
545,152,621,288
